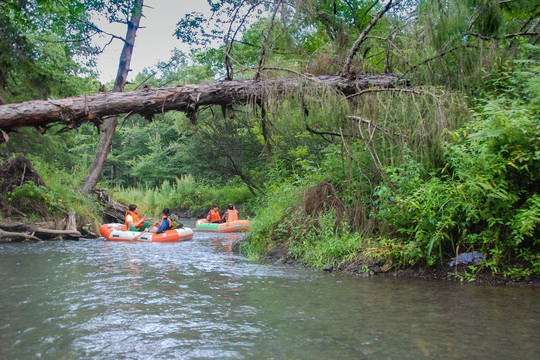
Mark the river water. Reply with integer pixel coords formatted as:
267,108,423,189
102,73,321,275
0,220,538,360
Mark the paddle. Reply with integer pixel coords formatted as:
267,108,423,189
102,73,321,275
126,212,148,241
130,221,161,241
130,229,148,242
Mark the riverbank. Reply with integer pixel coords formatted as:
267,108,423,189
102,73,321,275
232,238,539,287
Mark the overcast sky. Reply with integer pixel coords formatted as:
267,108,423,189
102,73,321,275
95,0,212,82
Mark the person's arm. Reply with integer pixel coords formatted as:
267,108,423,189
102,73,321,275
206,211,211,222
146,222,161,233
156,218,170,234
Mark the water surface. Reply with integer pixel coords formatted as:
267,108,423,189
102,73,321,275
0,220,538,359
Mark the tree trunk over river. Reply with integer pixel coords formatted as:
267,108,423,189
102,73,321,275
0,74,406,136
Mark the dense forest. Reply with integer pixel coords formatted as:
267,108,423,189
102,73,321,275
0,0,538,282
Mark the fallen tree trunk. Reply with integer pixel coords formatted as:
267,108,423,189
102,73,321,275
0,74,406,137
0,226,81,242
34,228,82,237
0,229,42,242
92,188,128,224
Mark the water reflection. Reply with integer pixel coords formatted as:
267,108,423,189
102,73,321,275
0,231,538,359
210,232,243,254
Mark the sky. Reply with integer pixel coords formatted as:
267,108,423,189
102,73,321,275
95,0,212,82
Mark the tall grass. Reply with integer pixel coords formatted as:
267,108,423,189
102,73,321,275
111,175,254,220
242,182,304,257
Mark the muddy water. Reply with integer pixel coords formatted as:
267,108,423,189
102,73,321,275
0,220,538,359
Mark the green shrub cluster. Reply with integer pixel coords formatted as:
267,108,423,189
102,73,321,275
1,157,103,229
242,183,301,257
244,62,539,280
287,209,364,269
5,182,64,219
374,96,539,277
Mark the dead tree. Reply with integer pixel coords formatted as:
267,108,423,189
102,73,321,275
0,74,407,135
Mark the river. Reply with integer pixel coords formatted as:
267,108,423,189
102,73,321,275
0,220,538,359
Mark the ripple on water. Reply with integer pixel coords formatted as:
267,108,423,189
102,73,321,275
0,233,539,359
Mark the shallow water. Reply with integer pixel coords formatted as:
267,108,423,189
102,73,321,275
0,220,538,359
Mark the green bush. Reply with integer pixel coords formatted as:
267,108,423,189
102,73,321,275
3,157,103,228
374,96,539,277
287,208,365,269
242,183,301,257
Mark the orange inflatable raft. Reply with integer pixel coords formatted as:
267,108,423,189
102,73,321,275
99,223,194,242
195,219,251,233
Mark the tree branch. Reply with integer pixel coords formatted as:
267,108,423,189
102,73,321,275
402,44,477,77
348,115,409,139
341,0,399,76
255,0,282,81
0,229,41,241
468,31,540,41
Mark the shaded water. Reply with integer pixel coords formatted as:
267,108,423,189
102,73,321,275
0,220,538,359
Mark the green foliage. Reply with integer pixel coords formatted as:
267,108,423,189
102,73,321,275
244,180,368,268
138,48,218,85
1,156,102,228
5,182,63,217
1,126,86,170
96,113,190,188
244,54,539,278
111,175,254,220
29,156,103,226
287,208,365,269
373,87,539,276
174,108,267,194
0,0,103,103
415,0,538,91
242,184,302,257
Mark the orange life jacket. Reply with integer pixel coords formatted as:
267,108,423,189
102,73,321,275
209,209,221,223
161,214,172,230
125,210,143,229
225,209,238,222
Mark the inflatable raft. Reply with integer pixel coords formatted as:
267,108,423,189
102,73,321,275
99,223,194,242
195,219,251,233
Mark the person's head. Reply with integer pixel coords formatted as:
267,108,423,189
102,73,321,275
129,204,137,211
228,203,234,210
162,208,170,215
212,203,218,210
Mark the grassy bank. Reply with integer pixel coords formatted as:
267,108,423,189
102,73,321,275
0,156,103,234
241,89,540,281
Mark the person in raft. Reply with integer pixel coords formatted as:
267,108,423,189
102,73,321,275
147,208,173,234
206,203,222,223
125,204,152,231
222,203,238,222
